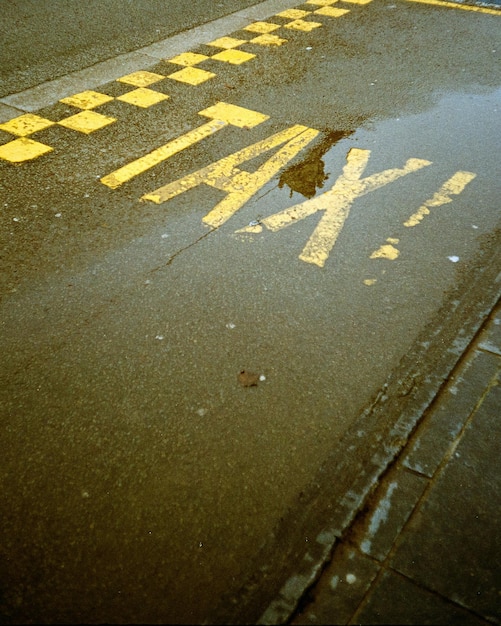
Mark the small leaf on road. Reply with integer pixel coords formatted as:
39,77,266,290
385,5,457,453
238,370,260,387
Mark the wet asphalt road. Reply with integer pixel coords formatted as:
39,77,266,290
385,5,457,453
1,0,500,623
0,0,261,97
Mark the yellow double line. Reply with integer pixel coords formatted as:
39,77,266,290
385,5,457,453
407,0,500,15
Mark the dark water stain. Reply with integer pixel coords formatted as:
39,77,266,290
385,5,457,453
278,130,354,199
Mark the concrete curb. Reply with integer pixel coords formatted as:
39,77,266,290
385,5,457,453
0,0,296,116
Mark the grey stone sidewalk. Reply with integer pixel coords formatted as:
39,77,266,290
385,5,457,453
290,301,501,626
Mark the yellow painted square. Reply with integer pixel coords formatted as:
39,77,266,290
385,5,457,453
211,49,256,65
167,67,216,85
207,36,246,49
0,114,55,137
244,21,281,33
284,19,323,31
116,88,169,108
199,102,269,128
0,138,53,163
314,6,350,15
342,0,372,4
117,70,165,87
276,9,311,18
57,110,116,134
306,0,339,5
60,90,114,109
250,34,288,46
168,52,209,66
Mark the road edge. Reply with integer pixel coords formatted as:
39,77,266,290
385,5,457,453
0,0,296,118
209,229,501,624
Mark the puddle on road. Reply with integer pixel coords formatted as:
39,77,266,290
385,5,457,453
278,129,354,199
242,87,501,273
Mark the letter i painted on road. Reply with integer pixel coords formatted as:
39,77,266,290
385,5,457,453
403,171,476,227
142,124,320,228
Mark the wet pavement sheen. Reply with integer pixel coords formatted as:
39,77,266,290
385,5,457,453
1,1,500,623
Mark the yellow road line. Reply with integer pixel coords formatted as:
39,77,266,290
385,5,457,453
407,0,501,15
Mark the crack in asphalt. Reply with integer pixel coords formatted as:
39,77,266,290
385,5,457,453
147,226,215,273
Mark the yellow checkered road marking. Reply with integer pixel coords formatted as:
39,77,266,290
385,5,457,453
56,110,116,134
169,52,210,66
0,0,372,163
116,88,169,108
243,21,282,33
117,71,165,87
60,90,114,109
207,36,248,49
0,137,53,163
0,113,55,136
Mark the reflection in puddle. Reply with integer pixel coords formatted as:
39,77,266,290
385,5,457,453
278,129,353,198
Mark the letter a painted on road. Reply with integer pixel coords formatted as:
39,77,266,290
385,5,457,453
142,125,319,228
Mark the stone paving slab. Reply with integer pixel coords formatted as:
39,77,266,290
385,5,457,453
291,546,380,625
353,569,491,626
391,382,501,622
402,349,501,478
290,301,501,625
355,467,428,563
